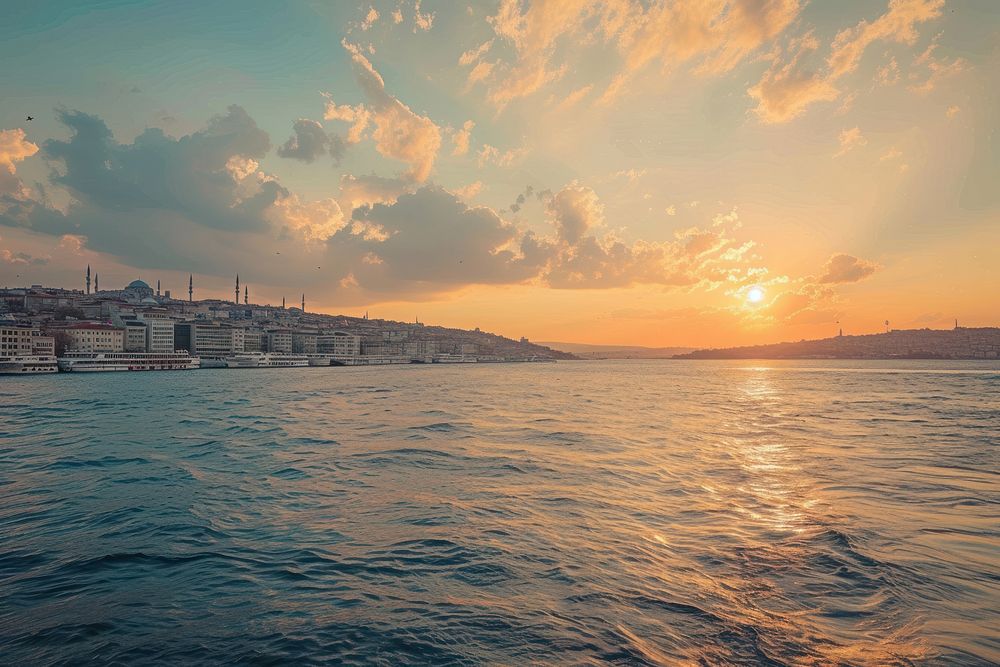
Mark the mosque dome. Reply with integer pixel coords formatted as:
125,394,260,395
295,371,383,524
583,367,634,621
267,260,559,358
127,279,151,290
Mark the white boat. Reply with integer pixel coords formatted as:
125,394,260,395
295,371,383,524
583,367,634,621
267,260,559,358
224,352,310,368
0,355,59,374
57,351,201,372
306,355,333,366
433,354,478,363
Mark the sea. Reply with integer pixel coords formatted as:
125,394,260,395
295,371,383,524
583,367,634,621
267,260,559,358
1,360,997,665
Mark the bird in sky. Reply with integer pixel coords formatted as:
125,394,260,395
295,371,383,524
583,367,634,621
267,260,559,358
25,116,33,121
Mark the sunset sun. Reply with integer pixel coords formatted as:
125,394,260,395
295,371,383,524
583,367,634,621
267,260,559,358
747,287,765,304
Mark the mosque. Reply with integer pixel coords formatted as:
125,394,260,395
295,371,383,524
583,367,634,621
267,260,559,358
85,266,191,304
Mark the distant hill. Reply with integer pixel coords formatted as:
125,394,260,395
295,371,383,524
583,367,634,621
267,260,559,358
538,341,695,359
673,327,999,360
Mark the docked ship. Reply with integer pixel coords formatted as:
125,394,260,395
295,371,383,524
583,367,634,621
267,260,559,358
57,351,201,372
224,352,310,368
0,355,59,374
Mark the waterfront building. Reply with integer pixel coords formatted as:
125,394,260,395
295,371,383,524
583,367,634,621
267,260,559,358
123,321,148,352
291,332,318,354
243,328,265,352
51,323,125,353
317,331,361,359
138,315,177,353
266,329,293,353
174,322,245,356
1,325,56,356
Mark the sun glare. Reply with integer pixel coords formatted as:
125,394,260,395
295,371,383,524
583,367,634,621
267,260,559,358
747,287,765,303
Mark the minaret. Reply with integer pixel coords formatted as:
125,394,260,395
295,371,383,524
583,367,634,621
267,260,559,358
94,274,99,292
188,274,193,302
282,296,285,309
156,279,161,297
86,265,91,295
301,293,305,313
244,285,248,305
235,274,240,305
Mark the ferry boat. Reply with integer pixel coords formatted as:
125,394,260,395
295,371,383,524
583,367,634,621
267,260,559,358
57,351,201,372
0,355,59,374
224,352,310,368
306,355,333,366
433,354,478,363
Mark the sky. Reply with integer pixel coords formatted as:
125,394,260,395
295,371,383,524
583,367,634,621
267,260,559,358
0,0,996,347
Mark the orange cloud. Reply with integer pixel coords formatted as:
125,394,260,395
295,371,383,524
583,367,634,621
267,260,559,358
750,0,944,123
0,128,39,197
817,253,879,284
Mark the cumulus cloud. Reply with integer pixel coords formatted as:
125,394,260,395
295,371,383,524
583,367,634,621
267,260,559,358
0,106,361,280
451,120,474,156
546,184,603,244
337,186,543,291
817,253,879,283
0,128,39,197
325,41,442,182
337,173,413,213
0,239,49,266
277,119,345,163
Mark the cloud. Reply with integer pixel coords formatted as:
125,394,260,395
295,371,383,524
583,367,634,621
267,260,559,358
552,84,593,113
546,184,603,244
907,36,967,94
748,32,839,123
360,6,379,31
880,147,903,161
277,118,345,163
750,0,944,123
945,105,960,118
328,41,442,182
451,120,474,156
339,186,543,291
477,143,527,168
0,106,357,281
875,55,900,85
0,239,49,266
0,128,39,197
337,173,413,212
413,0,435,32
459,40,493,66
483,0,802,109
834,127,867,157
59,234,86,254
453,180,483,200
827,0,944,79
817,253,879,283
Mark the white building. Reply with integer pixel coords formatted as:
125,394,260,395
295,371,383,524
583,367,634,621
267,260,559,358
145,318,176,353
267,329,292,353
317,331,361,359
124,321,148,352
1,325,55,356
55,324,125,352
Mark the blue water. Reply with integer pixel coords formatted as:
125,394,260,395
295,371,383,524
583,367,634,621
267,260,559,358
1,360,998,665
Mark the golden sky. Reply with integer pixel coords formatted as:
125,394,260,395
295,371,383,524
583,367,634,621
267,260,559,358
0,0,996,346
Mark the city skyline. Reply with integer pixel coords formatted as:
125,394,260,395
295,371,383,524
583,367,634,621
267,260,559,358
2,1,997,347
